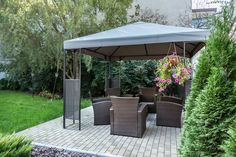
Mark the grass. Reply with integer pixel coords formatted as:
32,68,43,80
0,90,91,134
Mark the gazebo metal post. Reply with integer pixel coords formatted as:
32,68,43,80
78,49,82,130
108,60,111,88
72,50,76,124
104,61,107,96
183,42,186,61
119,61,121,88
183,42,187,100
104,60,111,96
63,50,67,129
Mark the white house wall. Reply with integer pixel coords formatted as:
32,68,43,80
128,0,192,26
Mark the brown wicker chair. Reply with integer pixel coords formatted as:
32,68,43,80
91,97,110,103
160,96,183,105
156,101,183,128
139,87,156,113
89,91,110,103
92,101,112,125
107,88,121,96
110,96,148,138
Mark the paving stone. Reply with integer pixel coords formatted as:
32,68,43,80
158,153,164,157
17,107,181,157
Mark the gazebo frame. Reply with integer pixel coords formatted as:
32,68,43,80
63,22,208,129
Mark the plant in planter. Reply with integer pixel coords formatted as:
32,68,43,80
155,50,192,92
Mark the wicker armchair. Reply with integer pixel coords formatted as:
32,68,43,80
160,96,183,105
139,87,156,113
156,100,183,128
89,91,110,103
92,101,112,125
110,96,148,138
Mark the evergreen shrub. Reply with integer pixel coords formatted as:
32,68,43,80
0,133,32,157
180,1,236,156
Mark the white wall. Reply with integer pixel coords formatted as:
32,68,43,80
234,0,236,15
191,50,202,77
128,0,192,26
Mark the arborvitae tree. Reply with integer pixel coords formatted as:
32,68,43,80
222,122,236,157
180,15,212,157
187,68,236,156
180,1,236,156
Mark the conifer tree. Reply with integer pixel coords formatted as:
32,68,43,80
222,122,236,157
180,1,236,156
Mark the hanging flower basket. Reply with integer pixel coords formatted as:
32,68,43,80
155,43,192,92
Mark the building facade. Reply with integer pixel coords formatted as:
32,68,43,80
128,0,192,26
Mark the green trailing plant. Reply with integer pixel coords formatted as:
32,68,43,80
180,1,236,156
222,122,236,157
0,133,32,157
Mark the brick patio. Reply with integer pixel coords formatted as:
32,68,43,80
18,107,181,157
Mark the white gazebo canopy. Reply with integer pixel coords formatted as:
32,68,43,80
64,22,209,60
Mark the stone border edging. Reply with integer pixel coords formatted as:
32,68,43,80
32,142,123,157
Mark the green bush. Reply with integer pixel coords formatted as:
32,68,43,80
0,79,8,90
180,1,236,156
0,133,32,157
89,60,157,96
120,60,156,95
38,90,61,99
222,122,236,157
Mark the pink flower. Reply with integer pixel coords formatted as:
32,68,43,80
161,79,166,83
187,66,192,73
175,78,179,84
188,69,192,74
167,79,172,84
154,77,160,81
159,87,164,92
182,68,187,74
164,63,168,67
172,73,177,79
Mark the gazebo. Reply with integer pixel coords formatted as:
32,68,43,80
63,22,209,129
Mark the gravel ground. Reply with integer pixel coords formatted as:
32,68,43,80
31,144,97,157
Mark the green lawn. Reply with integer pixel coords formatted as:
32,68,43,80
0,90,91,134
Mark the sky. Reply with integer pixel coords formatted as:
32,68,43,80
192,0,230,11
